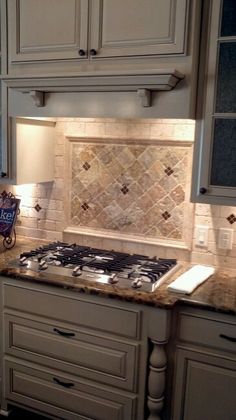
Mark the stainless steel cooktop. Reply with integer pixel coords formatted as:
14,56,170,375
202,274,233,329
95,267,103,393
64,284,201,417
12,242,181,292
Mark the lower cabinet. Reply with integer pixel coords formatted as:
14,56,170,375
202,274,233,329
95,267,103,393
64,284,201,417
173,349,236,420
5,359,136,420
171,308,236,420
4,314,138,392
1,279,171,420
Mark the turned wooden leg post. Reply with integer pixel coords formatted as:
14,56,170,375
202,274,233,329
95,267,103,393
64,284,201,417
147,340,167,420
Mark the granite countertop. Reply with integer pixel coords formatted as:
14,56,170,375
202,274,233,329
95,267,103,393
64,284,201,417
0,237,235,315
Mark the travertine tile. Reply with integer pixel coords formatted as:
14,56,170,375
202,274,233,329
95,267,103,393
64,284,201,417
11,117,236,268
70,141,192,242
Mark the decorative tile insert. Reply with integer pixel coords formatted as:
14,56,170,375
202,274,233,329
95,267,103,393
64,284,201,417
164,166,174,176
70,141,192,240
162,211,171,220
227,214,236,224
34,203,42,212
121,185,129,195
83,162,91,171
81,202,89,211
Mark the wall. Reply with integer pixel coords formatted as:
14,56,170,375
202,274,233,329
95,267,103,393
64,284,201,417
4,118,236,267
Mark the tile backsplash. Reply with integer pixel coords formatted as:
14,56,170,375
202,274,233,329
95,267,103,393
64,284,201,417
70,140,192,242
4,118,236,267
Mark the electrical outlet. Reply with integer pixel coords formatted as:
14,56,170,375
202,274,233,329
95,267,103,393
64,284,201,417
195,225,209,247
218,228,233,250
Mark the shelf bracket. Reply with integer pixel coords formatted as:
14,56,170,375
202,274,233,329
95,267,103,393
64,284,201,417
29,90,45,107
137,88,152,107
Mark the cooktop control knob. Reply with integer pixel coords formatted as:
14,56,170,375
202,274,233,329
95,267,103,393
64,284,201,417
131,278,142,289
19,256,28,266
108,274,119,284
38,260,48,270
72,266,82,277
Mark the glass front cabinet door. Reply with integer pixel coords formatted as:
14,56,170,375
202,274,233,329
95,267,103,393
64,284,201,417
0,1,9,183
191,0,236,205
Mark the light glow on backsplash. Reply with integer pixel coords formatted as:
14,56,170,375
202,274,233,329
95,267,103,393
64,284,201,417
13,184,36,206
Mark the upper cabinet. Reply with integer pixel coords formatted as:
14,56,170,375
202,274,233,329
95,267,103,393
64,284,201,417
2,0,202,119
0,116,55,185
191,0,236,205
7,0,188,68
89,0,188,58
8,0,89,63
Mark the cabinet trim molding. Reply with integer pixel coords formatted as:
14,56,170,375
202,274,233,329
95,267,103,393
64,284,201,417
2,69,184,107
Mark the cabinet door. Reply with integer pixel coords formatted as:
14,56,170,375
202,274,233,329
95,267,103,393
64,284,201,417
0,84,10,181
90,0,188,58
0,2,9,181
191,0,236,204
172,349,236,420
8,0,89,63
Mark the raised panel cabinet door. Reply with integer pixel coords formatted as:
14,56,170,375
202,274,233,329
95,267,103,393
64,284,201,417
90,0,188,58
5,359,137,420
172,349,236,420
8,0,89,63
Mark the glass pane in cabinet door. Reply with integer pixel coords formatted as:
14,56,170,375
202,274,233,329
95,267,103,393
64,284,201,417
221,0,236,37
215,42,236,113
0,87,1,174
210,118,236,187
0,117,1,173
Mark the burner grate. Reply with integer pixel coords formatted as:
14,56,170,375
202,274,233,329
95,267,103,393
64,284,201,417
17,242,178,290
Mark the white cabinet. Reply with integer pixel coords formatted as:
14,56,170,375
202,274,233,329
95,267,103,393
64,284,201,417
173,350,236,420
191,0,236,205
1,279,171,420
1,3,55,185
171,307,236,420
89,0,188,59
2,0,202,119
8,0,89,63
5,360,136,420
0,116,55,185
7,0,188,69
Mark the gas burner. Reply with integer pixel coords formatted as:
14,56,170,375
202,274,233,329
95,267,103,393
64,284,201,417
15,242,181,292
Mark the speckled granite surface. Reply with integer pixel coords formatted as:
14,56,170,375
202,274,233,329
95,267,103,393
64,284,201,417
0,237,235,315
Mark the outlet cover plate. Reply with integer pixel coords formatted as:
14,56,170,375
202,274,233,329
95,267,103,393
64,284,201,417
218,228,233,250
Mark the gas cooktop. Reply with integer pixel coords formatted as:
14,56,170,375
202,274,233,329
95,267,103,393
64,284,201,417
12,242,181,292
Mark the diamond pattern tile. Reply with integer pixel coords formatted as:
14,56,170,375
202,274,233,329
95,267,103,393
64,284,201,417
70,142,191,240
164,166,174,176
34,203,42,212
83,162,91,171
227,214,236,224
162,211,171,220
120,185,129,195
81,202,89,211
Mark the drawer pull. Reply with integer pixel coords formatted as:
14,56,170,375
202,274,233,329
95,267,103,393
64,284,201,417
219,333,236,343
53,377,75,388
53,328,75,338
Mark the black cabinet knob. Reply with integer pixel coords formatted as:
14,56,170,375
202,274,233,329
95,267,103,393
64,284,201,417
90,48,97,56
199,187,207,194
1,172,7,178
78,49,85,56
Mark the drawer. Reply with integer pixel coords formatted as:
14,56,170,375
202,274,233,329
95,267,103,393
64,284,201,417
5,314,139,392
5,358,137,420
178,311,236,355
3,284,141,339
